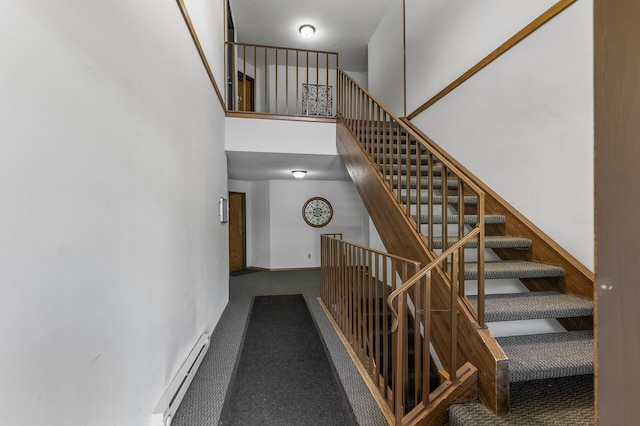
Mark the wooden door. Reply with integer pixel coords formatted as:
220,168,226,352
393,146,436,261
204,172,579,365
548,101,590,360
237,73,254,112
595,0,640,422
228,192,246,271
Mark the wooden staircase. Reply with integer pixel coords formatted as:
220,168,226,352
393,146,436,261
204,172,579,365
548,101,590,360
335,70,594,421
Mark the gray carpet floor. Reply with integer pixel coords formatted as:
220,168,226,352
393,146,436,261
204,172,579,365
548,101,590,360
449,374,594,425
218,294,357,425
171,270,388,426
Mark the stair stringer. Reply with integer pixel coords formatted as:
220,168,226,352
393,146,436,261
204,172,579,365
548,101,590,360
337,121,511,416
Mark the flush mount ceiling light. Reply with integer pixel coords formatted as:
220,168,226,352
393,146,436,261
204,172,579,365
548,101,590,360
299,25,315,39
292,170,307,179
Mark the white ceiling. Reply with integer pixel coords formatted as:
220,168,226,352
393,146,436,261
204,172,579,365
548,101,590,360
226,151,351,182
229,0,394,72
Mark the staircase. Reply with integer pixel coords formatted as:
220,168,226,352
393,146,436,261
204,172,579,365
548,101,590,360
396,144,594,423
336,70,594,423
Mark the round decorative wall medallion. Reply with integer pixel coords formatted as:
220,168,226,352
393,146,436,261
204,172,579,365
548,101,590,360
302,197,333,228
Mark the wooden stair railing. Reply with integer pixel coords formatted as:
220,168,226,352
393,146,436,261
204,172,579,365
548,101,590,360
336,69,506,415
320,235,420,423
320,235,478,425
387,231,481,425
335,69,595,418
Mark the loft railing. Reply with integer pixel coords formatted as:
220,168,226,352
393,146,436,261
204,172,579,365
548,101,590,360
321,235,477,424
226,42,338,117
337,69,487,328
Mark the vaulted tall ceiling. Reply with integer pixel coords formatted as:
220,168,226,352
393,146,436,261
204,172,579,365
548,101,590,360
229,0,394,72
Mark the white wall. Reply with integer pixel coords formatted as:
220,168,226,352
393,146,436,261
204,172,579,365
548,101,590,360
185,0,226,92
228,179,367,269
269,180,366,268
404,0,556,113
344,70,368,90
368,0,404,116
249,181,272,267
0,1,228,425
226,117,337,155
368,0,594,270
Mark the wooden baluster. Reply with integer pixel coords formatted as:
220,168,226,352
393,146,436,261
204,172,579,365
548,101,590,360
285,49,289,115
263,47,267,112
367,250,374,375
316,51,319,116
428,153,434,250
382,256,389,400
423,272,432,404
405,133,411,218
325,53,329,116
477,195,486,328
275,48,278,114
451,250,459,382
231,43,236,110
442,164,449,275
416,140,422,233
305,51,309,115
458,181,466,297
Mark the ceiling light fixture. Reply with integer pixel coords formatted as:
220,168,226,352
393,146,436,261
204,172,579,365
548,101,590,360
299,25,315,39
292,170,307,179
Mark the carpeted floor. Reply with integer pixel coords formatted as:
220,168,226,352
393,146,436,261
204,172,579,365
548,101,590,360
171,270,388,426
229,268,262,277
449,374,594,425
218,294,357,425
166,269,594,425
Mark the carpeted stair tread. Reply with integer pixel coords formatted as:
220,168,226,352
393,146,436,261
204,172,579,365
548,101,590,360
497,330,594,382
419,214,505,225
464,260,565,280
401,194,478,205
467,291,593,322
448,374,594,425
432,235,531,249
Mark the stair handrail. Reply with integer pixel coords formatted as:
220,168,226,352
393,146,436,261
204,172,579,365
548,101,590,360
388,228,480,332
337,68,487,328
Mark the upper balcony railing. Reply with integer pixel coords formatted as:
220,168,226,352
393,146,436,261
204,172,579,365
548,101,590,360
226,42,338,119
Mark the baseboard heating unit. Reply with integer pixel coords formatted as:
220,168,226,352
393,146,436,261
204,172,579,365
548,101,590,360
150,333,210,426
